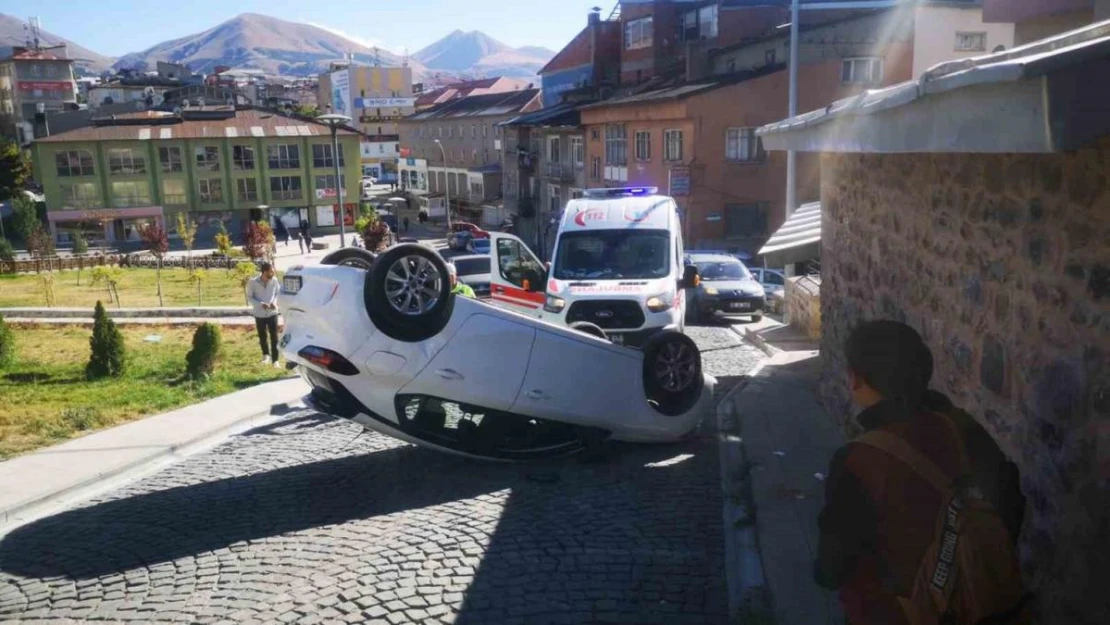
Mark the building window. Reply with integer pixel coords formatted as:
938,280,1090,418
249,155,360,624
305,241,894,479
60,182,100,208
267,144,300,169
955,32,987,52
110,181,151,208
663,130,683,162
162,179,187,205
270,176,303,200
483,125,489,137
683,4,718,41
726,127,766,162
55,150,95,177
159,147,182,173
471,125,476,138
591,156,601,180
233,145,255,170
604,124,627,166
313,174,346,194
725,203,768,239
548,136,560,163
312,144,345,168
634,130,651,161
192,146,219,172
198,179,223,204
571,137,584,169
236,178,259,202
841,57,883,85
624,16,653,50
548,184,561,214
107,148,146,175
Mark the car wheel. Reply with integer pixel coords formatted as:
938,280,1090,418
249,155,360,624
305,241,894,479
642,331,704,417
364,243,454,342
320,247,377,270
569,321,607,340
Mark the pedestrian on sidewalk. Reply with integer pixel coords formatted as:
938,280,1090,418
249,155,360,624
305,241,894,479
295,231,305,254
247,261,283,368
302,229,313,254
814,320,1029,625
403,216,410,232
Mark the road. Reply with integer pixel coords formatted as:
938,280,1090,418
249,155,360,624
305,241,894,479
0,325,763,625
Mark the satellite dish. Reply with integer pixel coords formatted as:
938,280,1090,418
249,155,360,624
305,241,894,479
182,99,191,108
173,106,183,116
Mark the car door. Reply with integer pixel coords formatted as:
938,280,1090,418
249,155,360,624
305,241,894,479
511,327,642,425
488,232,547,317
400,313,535,412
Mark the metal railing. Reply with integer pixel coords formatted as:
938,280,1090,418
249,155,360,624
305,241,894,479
271,190,303,201
111,196,152,208
541,162,576,182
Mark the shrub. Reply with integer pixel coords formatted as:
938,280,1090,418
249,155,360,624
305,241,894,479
72,231,89,255
214,221,233,257
185,322,223,379
86,301,126,379
0,237,13,261
361,219,390,252
26,224,54,258
0,313,14,369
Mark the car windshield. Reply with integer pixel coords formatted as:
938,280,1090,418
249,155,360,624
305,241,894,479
454,257,490,276
694,259,752,281
553,229,670,280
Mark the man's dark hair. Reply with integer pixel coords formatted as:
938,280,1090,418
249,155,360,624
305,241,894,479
259,261,273,273
845,320,934,409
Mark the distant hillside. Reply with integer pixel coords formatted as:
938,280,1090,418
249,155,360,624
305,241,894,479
414,30,554,79
0,13,114,75
111,13,424,78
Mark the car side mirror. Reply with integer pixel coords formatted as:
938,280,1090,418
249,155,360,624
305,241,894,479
681,265,700,289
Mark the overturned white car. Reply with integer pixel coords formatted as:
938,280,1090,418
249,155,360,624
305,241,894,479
278,243,716,461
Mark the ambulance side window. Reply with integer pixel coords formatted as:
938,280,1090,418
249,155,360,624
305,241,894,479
497,239,543,289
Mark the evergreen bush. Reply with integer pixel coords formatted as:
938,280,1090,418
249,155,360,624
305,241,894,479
86,301,126,379
185,322,223,380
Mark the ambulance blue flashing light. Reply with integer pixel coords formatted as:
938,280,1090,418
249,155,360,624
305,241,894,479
583,186,659,198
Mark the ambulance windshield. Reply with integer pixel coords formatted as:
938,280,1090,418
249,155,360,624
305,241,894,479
552,229,671,280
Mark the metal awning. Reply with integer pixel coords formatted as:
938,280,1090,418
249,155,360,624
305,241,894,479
759,201,821,267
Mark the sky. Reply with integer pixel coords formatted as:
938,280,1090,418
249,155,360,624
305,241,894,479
0,0,601,56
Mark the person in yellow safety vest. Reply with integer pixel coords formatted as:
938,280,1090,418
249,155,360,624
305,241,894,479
446,261,476,298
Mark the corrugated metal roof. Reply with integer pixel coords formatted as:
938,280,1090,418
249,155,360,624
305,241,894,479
580,64,785,110
405,89,540,121
502,101,588,127
35,108,357,143
759,201,822,266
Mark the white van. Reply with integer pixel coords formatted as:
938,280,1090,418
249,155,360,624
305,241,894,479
488,186,698,347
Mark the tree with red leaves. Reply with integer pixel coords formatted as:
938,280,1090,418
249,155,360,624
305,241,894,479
243,220,275,262
140,223,169,307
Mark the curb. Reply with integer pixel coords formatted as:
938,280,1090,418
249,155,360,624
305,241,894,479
0,307,251,319
717,364,774,623
0,378,308,534
731,325,782,358
6,317,265,327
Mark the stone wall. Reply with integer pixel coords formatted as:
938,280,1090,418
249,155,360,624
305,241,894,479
817,138,1110,624
785,275,822,340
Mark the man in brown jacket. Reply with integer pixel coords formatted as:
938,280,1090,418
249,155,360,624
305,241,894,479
815,320,1026,625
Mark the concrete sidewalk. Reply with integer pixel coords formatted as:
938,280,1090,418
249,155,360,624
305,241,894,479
719,326,847,625
0,377,309,533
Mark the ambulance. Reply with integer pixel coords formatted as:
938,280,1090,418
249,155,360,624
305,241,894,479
487,186,699,347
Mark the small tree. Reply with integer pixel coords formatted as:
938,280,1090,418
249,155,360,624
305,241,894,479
187,267,207,305
11,195,39,243
86,301,126,379
38,272,56,307
0,140,31,202
0,237,13,261
361,218,390,252
72,232,89,285
243,220,275,262
232,261,259,306
214,221,233,257
0,313,14,370
175,213,197,267
90,266,123,307
139,224,169,307
185,322,222,380
26,224,55,259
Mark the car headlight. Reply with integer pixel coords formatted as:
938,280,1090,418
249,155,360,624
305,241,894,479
645,292,674,313
544,294,566,313
702,287,719,296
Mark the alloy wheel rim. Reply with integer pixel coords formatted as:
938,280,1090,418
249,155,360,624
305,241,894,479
384,255,441,315
654,341,697,392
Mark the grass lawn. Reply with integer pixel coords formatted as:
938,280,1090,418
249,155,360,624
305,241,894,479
0,266,282,308
0,324,290,459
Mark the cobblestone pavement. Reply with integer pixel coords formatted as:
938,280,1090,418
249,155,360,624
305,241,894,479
0,326,762,625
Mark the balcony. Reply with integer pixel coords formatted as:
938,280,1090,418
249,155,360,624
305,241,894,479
162,194,188,206
271,190,303,201
541,162,576,183
111,196,152,208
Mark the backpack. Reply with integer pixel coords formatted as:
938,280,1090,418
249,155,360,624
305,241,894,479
857,417,1034,625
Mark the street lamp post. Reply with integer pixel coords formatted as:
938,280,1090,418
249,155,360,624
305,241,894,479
318,113,353,247
434,139,452,230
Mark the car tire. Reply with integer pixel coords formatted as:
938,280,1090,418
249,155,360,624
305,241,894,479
569,321,607,340
320,247,377,270
642,330,704,417
363,243,455,342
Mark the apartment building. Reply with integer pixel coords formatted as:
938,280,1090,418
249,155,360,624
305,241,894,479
30,107,361,246
397,89,540,220
319,65,414,177
0,46,78,144
984,0,1110,45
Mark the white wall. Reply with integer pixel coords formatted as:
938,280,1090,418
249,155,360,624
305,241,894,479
913,6,1016,76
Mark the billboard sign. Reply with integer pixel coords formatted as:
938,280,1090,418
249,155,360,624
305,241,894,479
354,97,415,108
668,166,691,197
331,69,351,116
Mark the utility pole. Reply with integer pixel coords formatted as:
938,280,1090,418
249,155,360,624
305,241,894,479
785,0,800,219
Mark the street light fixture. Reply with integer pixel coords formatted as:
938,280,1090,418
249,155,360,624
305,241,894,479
318,112,352,247
434,139,452,230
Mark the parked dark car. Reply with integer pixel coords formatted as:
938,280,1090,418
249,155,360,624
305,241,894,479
684,253,766,323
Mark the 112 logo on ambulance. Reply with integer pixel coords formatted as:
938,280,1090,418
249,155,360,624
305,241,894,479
572,207,609,226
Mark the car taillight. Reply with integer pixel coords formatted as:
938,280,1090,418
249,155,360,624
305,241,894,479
298,346,359,375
